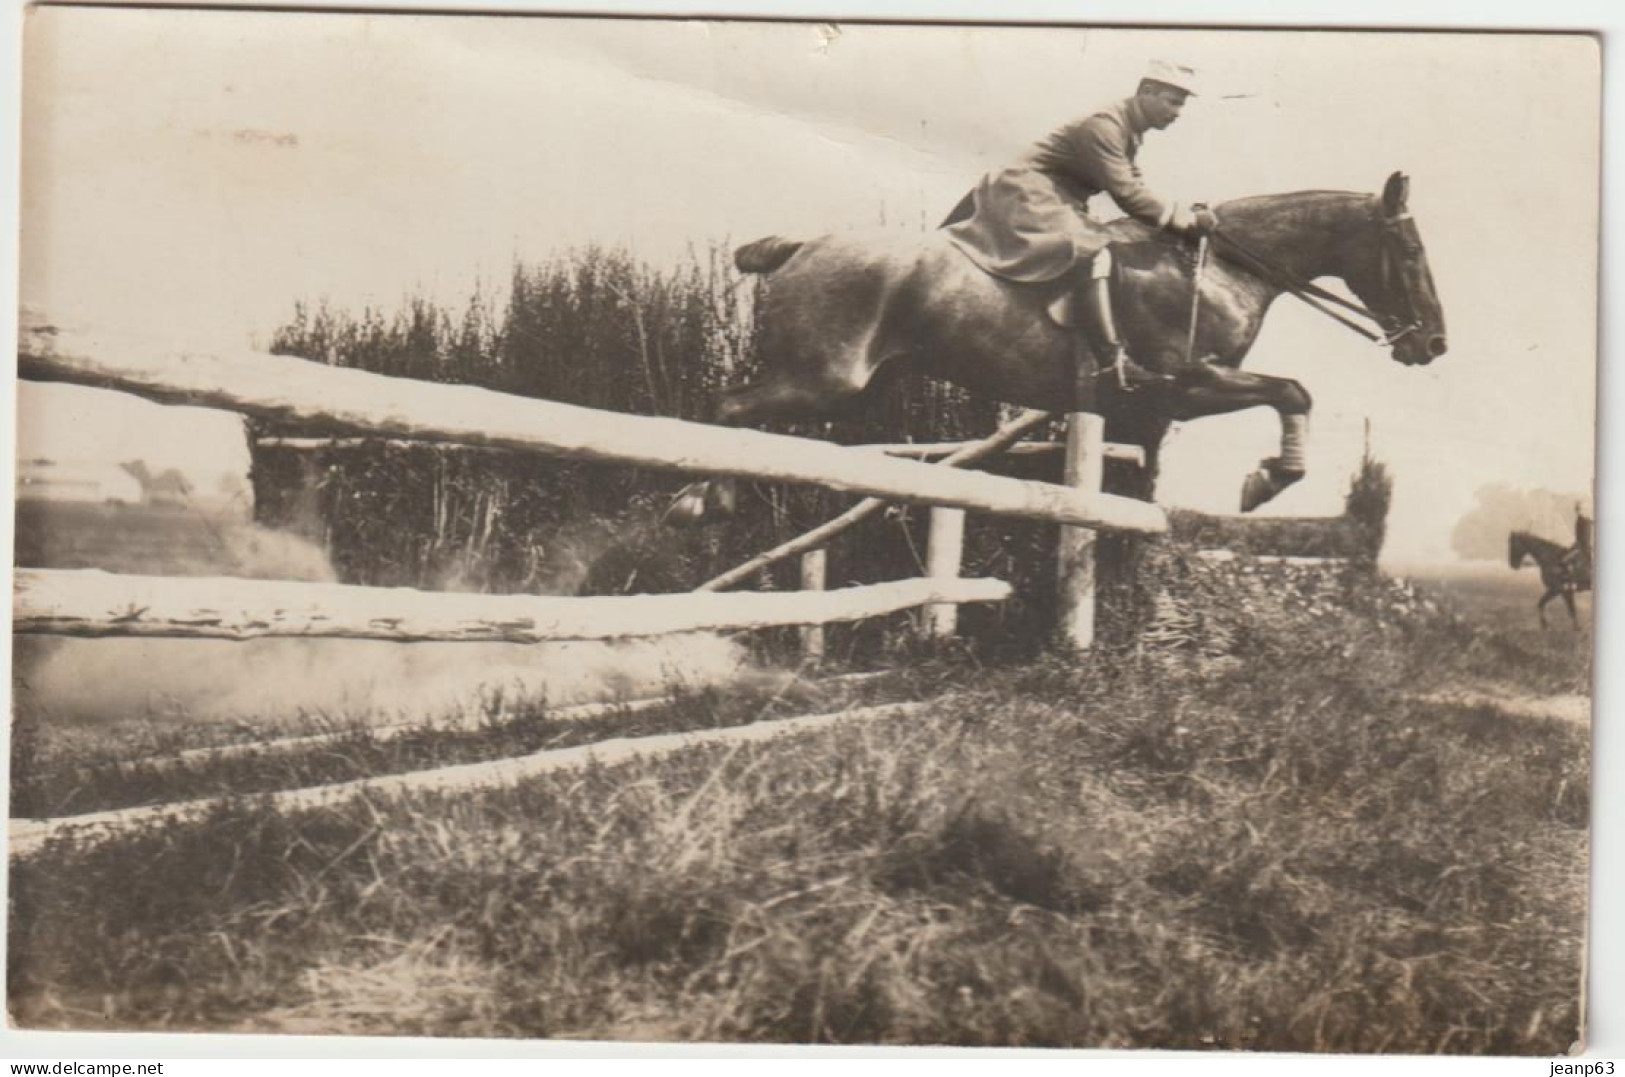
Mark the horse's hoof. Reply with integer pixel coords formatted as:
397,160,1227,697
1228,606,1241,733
1240,468,1279,513
1240,458,1307,512
664,488,708,528
704,480,737,517
1273,466,1306,486
1258,457,1306,484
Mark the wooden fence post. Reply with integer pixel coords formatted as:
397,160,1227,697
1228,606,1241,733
923,507,967,639
799,549,828,663
1056,413,1105,650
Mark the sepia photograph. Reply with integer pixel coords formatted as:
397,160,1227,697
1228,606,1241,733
5,2,1606,1057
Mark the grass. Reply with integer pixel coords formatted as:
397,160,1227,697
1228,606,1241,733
14,502,229,576
1408,563,1594,634
1398,565,1593,698
6,551,1590,1052
13,501,331,582
1166,508,1366,561
9,668,915,819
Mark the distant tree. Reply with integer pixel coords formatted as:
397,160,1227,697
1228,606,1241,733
118,460,152,489
1450,484,1586,561
215,471,246,496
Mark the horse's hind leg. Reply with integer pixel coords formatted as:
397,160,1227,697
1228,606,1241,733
667,346,883,527
715,371,863,427
718,299,888,427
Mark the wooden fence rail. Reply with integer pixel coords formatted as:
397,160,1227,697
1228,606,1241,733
14,568,1012,643
19,311,1165,535
253,436,1148,466
9,701,929,859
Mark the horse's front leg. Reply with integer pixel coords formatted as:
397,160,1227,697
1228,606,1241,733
1137,361,1313,512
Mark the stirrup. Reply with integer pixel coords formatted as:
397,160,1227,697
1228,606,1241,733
1110,348,1135,392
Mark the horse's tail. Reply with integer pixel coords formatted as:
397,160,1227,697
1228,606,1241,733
735,236,804,275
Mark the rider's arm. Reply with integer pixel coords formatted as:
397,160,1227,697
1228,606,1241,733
1068,115,1177,229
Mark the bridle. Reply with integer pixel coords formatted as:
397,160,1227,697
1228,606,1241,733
1373,212,1426,347
1207,207,1426,348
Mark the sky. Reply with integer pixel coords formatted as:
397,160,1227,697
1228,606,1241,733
14,9,1601,562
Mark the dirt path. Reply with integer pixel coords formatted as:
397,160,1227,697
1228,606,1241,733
1411,686,1590,726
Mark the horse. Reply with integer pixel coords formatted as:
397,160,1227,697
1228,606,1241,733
670,171,1445,523
1509,531,1590,629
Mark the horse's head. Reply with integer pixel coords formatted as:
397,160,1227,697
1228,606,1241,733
1509,531,1528,569
1342,172,1448,367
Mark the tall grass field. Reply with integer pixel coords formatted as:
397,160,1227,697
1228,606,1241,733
9,540,1590,1051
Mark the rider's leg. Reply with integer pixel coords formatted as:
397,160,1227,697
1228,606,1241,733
1081,249,1168,392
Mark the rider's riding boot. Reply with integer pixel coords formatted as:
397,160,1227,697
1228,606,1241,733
1082,249,1167,393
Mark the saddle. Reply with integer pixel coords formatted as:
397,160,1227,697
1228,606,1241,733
1562,546,1593,589
1044,254,1119,329
1042,237,1171,329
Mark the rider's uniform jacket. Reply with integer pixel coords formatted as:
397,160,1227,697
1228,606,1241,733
942,96,1178,283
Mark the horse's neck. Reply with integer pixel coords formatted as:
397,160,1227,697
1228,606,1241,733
1215,192,1378,285
1515,533,1562,562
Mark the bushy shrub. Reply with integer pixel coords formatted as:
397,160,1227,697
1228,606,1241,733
1345,448,1394,565
1164,449,1394,566
1166,509,1367,560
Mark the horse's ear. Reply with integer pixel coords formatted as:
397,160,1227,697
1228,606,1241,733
1382,172,1410,215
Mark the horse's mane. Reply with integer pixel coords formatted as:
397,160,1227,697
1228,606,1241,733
1510,529,1563,549
1099,190,1376,249
1212,190,1372,218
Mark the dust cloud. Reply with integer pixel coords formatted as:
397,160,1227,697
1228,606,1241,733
13,632,749,730
14,508,751,732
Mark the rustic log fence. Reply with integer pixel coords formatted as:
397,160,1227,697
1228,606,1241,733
12,309,1165,855
17,309,1164,650
13,568,1012,643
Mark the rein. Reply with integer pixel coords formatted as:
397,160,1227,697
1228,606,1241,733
1183,232,1208,363
1207,223,1416,347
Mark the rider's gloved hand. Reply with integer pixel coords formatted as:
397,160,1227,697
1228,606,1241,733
1167,203,1219,236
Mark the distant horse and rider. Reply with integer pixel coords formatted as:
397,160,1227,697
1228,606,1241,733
671,61,1447,527
1509,508,1593,629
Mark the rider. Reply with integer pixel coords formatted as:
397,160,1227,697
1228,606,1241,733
941,61,1219,392
1565,503,1593,583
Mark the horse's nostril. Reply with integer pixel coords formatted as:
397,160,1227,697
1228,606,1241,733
1428,335,1448,358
